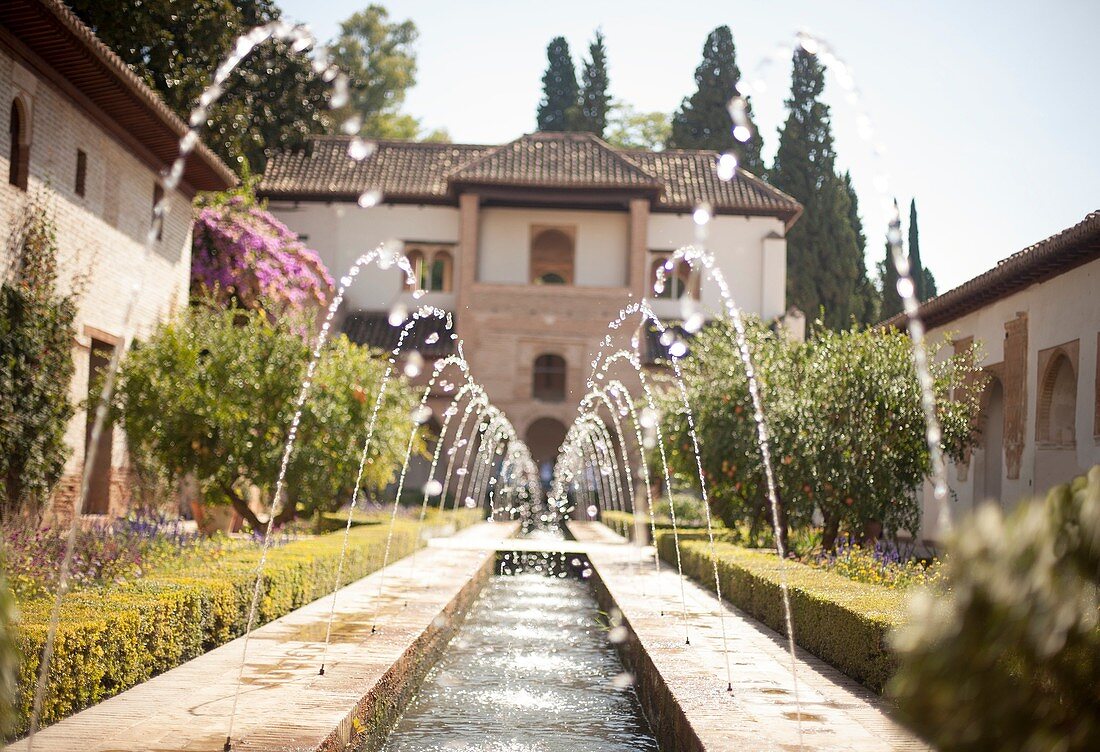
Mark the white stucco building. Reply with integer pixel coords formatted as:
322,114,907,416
260,132,801,473
0,0,233,516
896,211,1100,542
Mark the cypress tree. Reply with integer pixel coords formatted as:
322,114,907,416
880,238,904,319
770,49,862,330
578,29,611,136
908,199,926,300
922,267,938,299
537,37,580,132
668,26,763,173
843,171,879,324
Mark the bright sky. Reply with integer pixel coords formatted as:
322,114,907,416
279,0,1098,293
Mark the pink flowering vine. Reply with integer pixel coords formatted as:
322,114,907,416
191,195,334,313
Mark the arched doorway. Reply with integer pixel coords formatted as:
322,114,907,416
974,377,1004,507
526,417,568,489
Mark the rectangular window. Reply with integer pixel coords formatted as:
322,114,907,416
75,149,87,197
152,183,164,241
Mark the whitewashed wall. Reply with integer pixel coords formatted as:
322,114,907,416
478,207,630,287
268,201,460,313
917,255,1100,542
646,213,787,321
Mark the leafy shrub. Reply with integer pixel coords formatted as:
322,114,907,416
11,510,478,736
0,571,17,737
0,199,76,522
114,305,420,531
889,466,1100,751
659,317,983,550
656,532,905,692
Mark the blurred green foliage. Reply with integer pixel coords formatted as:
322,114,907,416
659,317,982,550
889,466,1100,751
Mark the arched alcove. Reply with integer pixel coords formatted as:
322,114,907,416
530,227,574,285
526,416,568,487
1037,353,1076,445
9,98,30,190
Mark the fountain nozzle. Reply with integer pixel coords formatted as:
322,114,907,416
319,664,325,676
224,736,232,752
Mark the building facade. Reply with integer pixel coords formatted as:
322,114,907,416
260,132,801,476
0,0,233,517
895,211,1100,543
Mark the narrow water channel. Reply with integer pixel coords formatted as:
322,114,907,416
379,555,658,751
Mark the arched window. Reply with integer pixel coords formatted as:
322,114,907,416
429,250,452,292
533,354,566,402
8,100,29,190
650,257,693,299
152,184,164,241
1038,354,1076,445
530,227,574,285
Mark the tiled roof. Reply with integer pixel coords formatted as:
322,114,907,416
884,210,1100,330
342,310,456,358
259,133,801,222
625,149,801,217
261,138,490,203
0,0,235,193
449,132,662,191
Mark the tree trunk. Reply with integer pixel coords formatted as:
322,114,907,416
219,481,264,534
821,509,841,552
774,491,790,555
273,499,297,527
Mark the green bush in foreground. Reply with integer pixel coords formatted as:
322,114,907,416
656,532,905,692
889,467,1100,751
10,512,476,737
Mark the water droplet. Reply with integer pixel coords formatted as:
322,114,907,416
425,332,440,345
611,671,634,689
609,625,628,644
411,404,432,424
464,496,476,508
896,278,915,299
424,479,443,496
388,304,408,326
716,153,738,181
404,351,425,378
456,468,468,476
341,115,363,135
639,408,658,429
357,189,382,208
669,340,688,358
348,137,376,161
586,505,598,518
733,125,752,142
684,312,705,333
692,204,712,226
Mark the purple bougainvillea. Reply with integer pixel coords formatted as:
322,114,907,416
191,196,334,312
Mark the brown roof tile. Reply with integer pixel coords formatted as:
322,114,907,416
259,133,801,222
884,210,1100,330
449,132,662,191
0,0,235,193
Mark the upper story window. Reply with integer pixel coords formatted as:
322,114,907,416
530,226,574,285
75,149,87,197
533,354,567,401
650,254,697,299
8,100,29,190
405,244,454,292
1037,352,1076,445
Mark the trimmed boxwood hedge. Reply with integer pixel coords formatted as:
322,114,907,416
602,510,735,545
656,532,907,692
12,511,478,736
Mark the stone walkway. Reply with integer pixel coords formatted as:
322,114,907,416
569,522,929,751
9,521,519,752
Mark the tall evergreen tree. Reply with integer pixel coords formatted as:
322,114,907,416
668,26,763,174
770,49,863,330
537,37,580,132
922,267,939,299
842,171,879,324
578,30,611,136
879,238,904,319
908,199,926,301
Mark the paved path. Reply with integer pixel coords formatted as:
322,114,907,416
568,522,928,751
9,521,519,752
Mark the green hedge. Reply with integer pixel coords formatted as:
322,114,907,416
12,511,479,736
602,510,728,544
656,533,906,692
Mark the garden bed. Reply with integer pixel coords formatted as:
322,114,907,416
656,532,908,693
10,510,479,737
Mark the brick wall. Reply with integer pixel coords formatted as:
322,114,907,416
1,52,194,520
